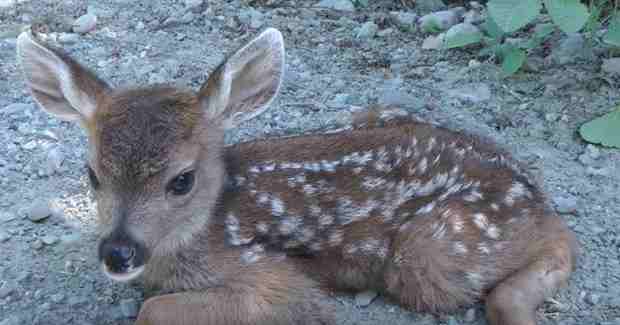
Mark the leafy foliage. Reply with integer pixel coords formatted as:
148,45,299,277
487,0,541,33
543,0,590,33
579,107,620,148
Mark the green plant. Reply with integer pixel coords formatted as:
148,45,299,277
579,106,620,148
443,0,620,75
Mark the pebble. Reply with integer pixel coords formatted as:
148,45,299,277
120,298,140,318
419,10,459,32
585,292,600,305
315,0,355,11
46,147,64,174
0,231,10,242
41,235,58,245
602,58,620,74
58,33,80,44
0,316,21,325
238,8,264,29
184,0,204,12
28,200,52,222
2,103,32,116
447,83,491,103
50,293,65,303
553,195,578,214
550,33,594,65
354,290,378,307
0,281,16,298
422,33,445,49
356,21,378,39
416,0,447,12
464,308,476,322
72,13,98,34
584,144,601,160
391,11,417,29
32,239,44,250
444,23,482,47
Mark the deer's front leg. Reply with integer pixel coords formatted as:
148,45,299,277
135,263,335,325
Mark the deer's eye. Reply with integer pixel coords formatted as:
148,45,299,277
87,165,100,190
167,170,195,196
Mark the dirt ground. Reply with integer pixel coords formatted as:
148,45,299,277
0,0,619,324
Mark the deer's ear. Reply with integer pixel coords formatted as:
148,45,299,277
198,28,285,129
16,31,109,125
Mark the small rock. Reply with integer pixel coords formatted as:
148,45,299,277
120,298,140,318
444,23,482,47
328,93,351,107
602,58,620,74
391,11,417,29
2,103,32,116
377,28,394,37
238,8,264,29
40,302,51,310
0,231,10,242
553,195,578,214
422,33,445,49
354,290,378,307
356,21,378,39
32,239,44,250
585,144,601,160
28,200,52,222
447,83,491,103
22,140,37,150
585,292,600,305
46,147,64,174
550,33,594,65
50,293,65,303
41,235,58,245
463,9,484,24
135,21,145,30
416,0,447,13
419,10,459,32
57,33,80,44
0,281,16,298
316,0,355,11
0,315,21,325
464,308,476,322
72,13,97,34
184,0,204,12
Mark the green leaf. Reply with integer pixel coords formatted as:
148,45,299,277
487,0,542,33
482,14,504,39
501,46,526,75
543,0,590,33
603,13,620,47
579,107,620,148
444,23,483,49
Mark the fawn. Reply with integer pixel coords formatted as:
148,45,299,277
17,28,578,325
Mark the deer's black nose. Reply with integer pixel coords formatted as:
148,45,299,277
100,242,136,273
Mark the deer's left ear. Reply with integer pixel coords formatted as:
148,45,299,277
17,31,109,125
198,28,285,129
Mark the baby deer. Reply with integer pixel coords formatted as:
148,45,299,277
17,28,577,325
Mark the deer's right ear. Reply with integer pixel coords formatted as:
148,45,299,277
16,31,108,125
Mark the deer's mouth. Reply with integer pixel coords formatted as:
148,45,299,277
102,263,145,282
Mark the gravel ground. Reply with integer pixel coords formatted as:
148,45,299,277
1,0,619,324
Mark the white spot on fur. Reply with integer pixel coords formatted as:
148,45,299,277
466,272,483,289
352,167,363,174
490,203,500,211
486,224,501,240
234,176,246,186
362,177,387,190
257,193,270,205
477,243,490,254
426,137,436,152
256,222,269,234
309,241,323,252
318,214,335,227
472,213,489,230
303,184,318,195
416,202,436,215
463,188,484,202
504,181,531,206
328,229,344,246
271,196,285,216
431,222,447,239
279,215,302,235
336,198,378,225
416,157,428,174
451,215,464,233
453,242,468,254
248,166,260,173
262,162,276,172
240,244,265,264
